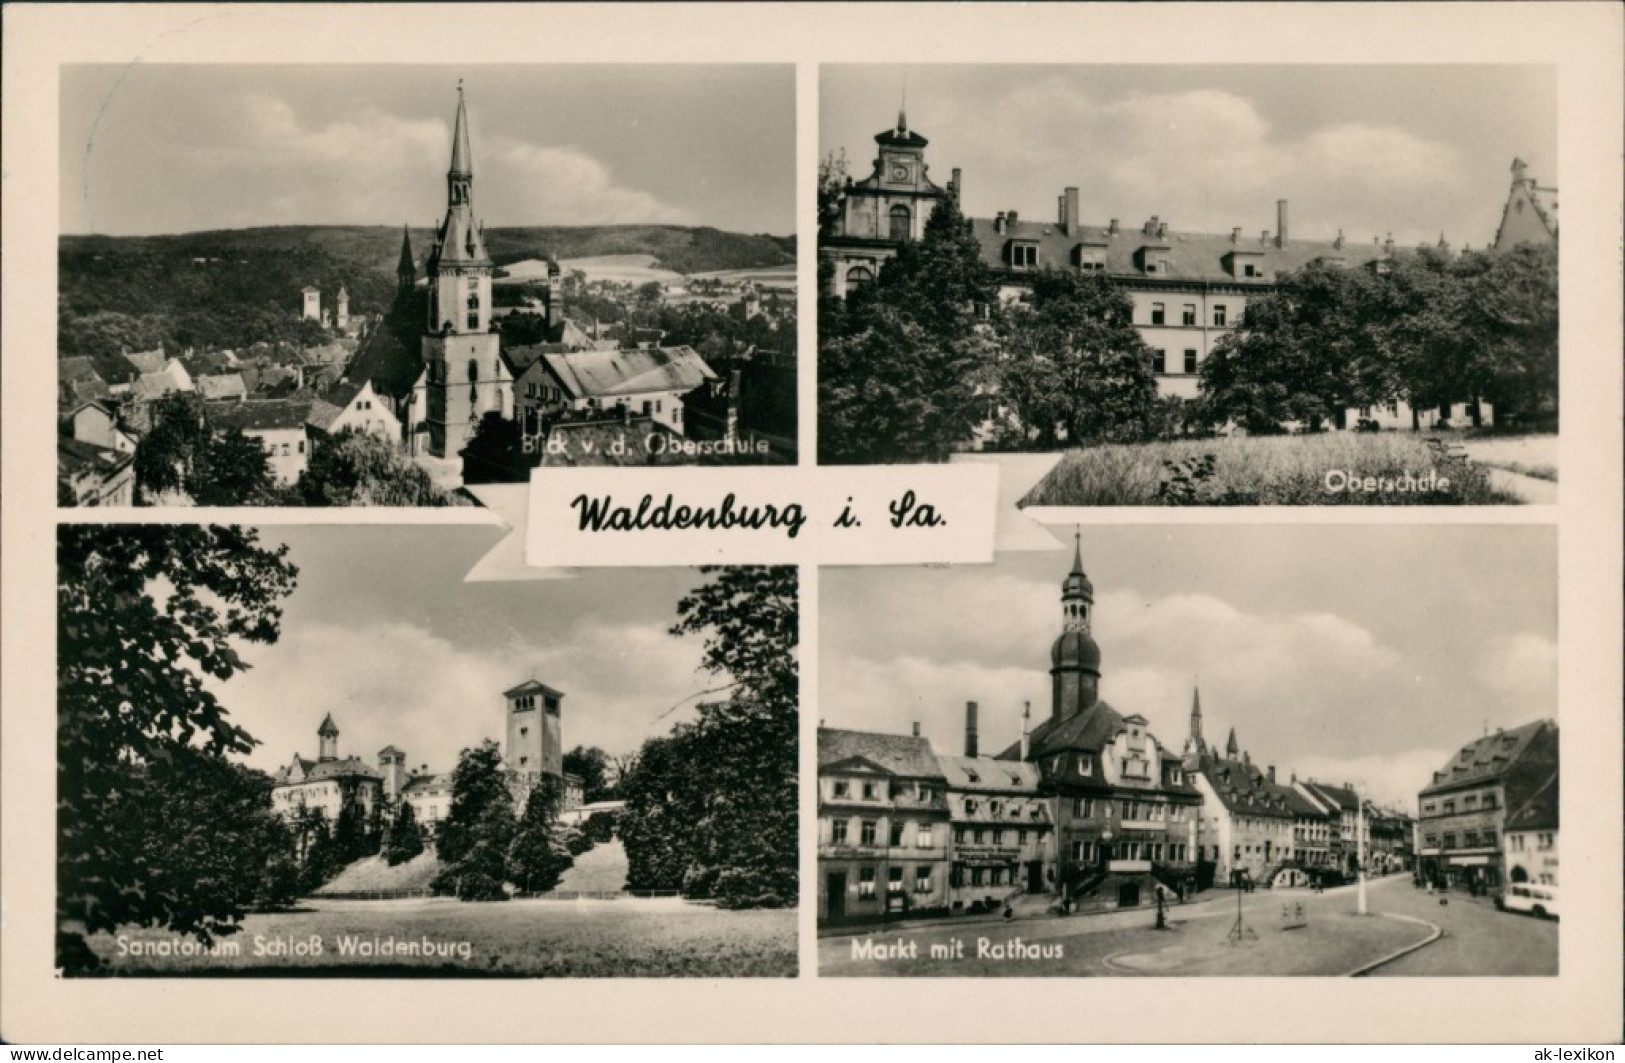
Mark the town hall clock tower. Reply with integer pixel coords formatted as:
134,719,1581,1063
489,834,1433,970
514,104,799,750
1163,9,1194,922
421,84,511,460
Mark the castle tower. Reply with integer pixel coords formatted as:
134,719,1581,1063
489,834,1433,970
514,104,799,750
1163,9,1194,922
502,679,564,781
421,83,506,459
1225,726,1240,759
336,286,350,330
378,745,406,803
546,254,562,331
1492,156,1559,251
1050,532,1102,722
301,286,321,322
317,713,340,762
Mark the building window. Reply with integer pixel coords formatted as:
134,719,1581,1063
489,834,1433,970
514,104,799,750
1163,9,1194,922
1213,304,1228,327
862,782,878,800
832,780,849,799
1442,800,1455,815
1243,263,1260,278
916,824,933,849
973,828,986,845
1183,349,1198,374
888,204,912,242
845,265,874,288
887,867,905,893
1150,303,1166,326
1074,797,1094,818
860,820,877,846
297,440,306,454
1182,304,1196,326
1010,243,1038,269
890,821,905,847
858,868,876,897
1152,349,1167,375
1442,833,1456,850
1482,793,1496,809
831,819,848,845
914,867,932,894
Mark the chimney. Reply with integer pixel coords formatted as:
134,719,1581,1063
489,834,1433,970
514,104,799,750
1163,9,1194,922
1334,228,1345,251
1276,199,1289,247
1231,227,1242,244
1144,215,1159,236
950,167,962,199
994,211,1007,235
912,721,921,737
1158,220,1169,238
1267,765,1276,784
1108,218,1119,236
1006,210,1019,228
965,701,979,758
1384,233,1395,253
1021,701,1032,762
1261,230,1270,245
1063,186,1080,237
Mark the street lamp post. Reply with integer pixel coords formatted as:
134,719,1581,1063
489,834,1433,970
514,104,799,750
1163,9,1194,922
1355,783,1368,916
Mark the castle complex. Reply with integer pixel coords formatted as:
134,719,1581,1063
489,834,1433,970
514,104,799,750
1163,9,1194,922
271,678,582,831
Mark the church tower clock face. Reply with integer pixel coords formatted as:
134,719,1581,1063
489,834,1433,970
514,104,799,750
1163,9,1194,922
888,159,913,183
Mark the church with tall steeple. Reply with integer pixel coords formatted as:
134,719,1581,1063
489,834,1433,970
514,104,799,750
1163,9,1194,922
419,84,514,461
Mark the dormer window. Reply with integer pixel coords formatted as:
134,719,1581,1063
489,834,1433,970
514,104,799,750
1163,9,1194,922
1072,242,1108,273
1007,241,1039,270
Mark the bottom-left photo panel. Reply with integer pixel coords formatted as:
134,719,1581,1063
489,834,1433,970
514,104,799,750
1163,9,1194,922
55,523,798,977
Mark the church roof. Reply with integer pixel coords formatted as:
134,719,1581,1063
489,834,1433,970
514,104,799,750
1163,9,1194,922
449,86,473,175
818,727,945,779
344,320,422,402
541,345,716,401
1419,719,1554,797
970,216,1385,284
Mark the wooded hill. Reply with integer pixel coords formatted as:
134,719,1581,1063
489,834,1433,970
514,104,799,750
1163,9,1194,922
58,224,793,356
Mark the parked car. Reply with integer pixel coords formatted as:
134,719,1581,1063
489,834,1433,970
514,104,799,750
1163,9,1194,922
1497,883,1559,920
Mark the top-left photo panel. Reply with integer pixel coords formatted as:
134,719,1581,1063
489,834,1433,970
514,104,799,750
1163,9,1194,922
57,64,798,508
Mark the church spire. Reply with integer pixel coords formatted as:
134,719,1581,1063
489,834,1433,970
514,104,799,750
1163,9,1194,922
397,225,415,290
1060,528,1094,633
1188,686,1205,752
450,81,473,177
1225,726,1239,758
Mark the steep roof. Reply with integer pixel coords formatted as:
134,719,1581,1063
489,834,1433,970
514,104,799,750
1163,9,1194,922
123,349,168,374
58,436,133,479
401,772,454,795
999,699,1128,760
344,322,422,402
1420,720,1553,797
542,346,715,401
1300,779,1360,812
1200,757,1295,820
273,755,381,786
970,216,1385,285
1505,770,1558,833
936,755,1041,793
196,373,248,402
818,727,944,779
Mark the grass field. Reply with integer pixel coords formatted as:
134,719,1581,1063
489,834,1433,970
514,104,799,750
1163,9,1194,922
82,897,796,978
1020,432,1527,506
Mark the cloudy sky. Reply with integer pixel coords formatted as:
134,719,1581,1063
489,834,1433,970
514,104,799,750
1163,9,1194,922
213,525,737,778
820,525,1556,809
61,65,794,236
823,65,1556,250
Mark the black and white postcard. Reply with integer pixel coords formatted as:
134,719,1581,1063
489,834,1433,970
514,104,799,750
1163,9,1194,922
2,0,1621,1049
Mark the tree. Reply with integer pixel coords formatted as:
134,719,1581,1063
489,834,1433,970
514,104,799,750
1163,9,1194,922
994,271,1159,446
57,524,298,973
383,801,426,866
563,746,615,803
299,428,469,507
819,190,994,463
505,777,574,894
1454,245,1558,425
133,394,280,505
431,741,516,901
460,411,530,485
817,150,850,240
670,565,798,713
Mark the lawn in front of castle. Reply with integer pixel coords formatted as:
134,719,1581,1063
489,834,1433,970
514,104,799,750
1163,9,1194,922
84,896,796,978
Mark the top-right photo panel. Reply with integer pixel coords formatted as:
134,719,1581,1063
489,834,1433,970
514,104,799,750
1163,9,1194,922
818,66,1557,505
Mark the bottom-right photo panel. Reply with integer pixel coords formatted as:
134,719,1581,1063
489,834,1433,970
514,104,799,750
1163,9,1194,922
817,524,1557,978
